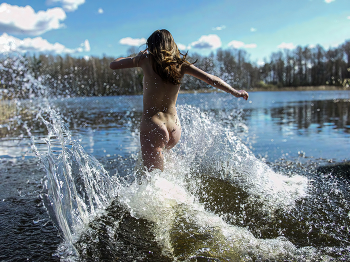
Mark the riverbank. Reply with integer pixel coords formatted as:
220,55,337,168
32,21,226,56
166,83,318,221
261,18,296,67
1,86,348,100
179,85,349,94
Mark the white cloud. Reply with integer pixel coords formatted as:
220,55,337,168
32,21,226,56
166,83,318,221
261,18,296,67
347,16,350,19
324,0,335,3
228,40,245,48
47,0,85,12
245,43,257,48
277,42,296,49
98,8,103,14
0,33,90,54
190,34,222,49
257,60,265,66
212,25,226,31
82,39,90,51
228,40,257,49
0,3,66,36
177,43,188,50
119,37,146,46
250,27,257,32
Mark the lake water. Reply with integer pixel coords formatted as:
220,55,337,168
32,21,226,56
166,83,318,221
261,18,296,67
0,90,349,261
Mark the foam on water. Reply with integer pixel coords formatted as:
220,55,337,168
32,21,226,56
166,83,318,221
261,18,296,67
175,105,308,211
118,169,302,260
27,101,321,261
116,153,325,261
28,101,120,256
2,51,348,260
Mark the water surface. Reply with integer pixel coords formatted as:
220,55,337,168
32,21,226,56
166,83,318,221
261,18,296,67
0,90,349,261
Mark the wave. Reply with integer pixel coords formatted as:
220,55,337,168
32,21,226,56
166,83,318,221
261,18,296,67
31,102,332,261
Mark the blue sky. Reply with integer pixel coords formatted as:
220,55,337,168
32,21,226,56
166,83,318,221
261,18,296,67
0,0,349,64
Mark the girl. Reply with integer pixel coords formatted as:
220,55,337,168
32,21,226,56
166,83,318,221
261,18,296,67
110,29,249,171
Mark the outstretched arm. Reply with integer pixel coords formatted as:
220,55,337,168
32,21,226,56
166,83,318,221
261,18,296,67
110,49,147,70
183,64,249,100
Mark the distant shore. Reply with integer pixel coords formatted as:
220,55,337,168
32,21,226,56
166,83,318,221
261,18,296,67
1,86,348,100
179,85,349,94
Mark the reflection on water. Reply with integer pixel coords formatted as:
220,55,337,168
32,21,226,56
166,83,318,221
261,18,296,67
270,99,349,133
242,91,350,161
0,90,350,261
1,51,349,261
1,91,348,162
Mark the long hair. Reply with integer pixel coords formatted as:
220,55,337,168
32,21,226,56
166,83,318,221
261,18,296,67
146,29,193,85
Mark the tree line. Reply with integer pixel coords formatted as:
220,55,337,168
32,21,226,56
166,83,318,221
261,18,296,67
1,40,349,99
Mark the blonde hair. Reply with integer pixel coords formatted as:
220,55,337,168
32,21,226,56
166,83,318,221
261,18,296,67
146,29,194,85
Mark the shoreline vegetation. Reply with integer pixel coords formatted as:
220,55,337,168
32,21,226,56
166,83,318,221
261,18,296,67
0,39,349,99
179,85,349,94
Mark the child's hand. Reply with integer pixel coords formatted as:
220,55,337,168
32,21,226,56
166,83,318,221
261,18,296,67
238,90,249,100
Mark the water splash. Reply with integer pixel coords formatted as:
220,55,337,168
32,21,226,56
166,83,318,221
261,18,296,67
0,52,331,260
175,105,308,211
28,100,325,261
28,101,120,257
115,160,324,261
0,54,48,100
1,51,348,260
